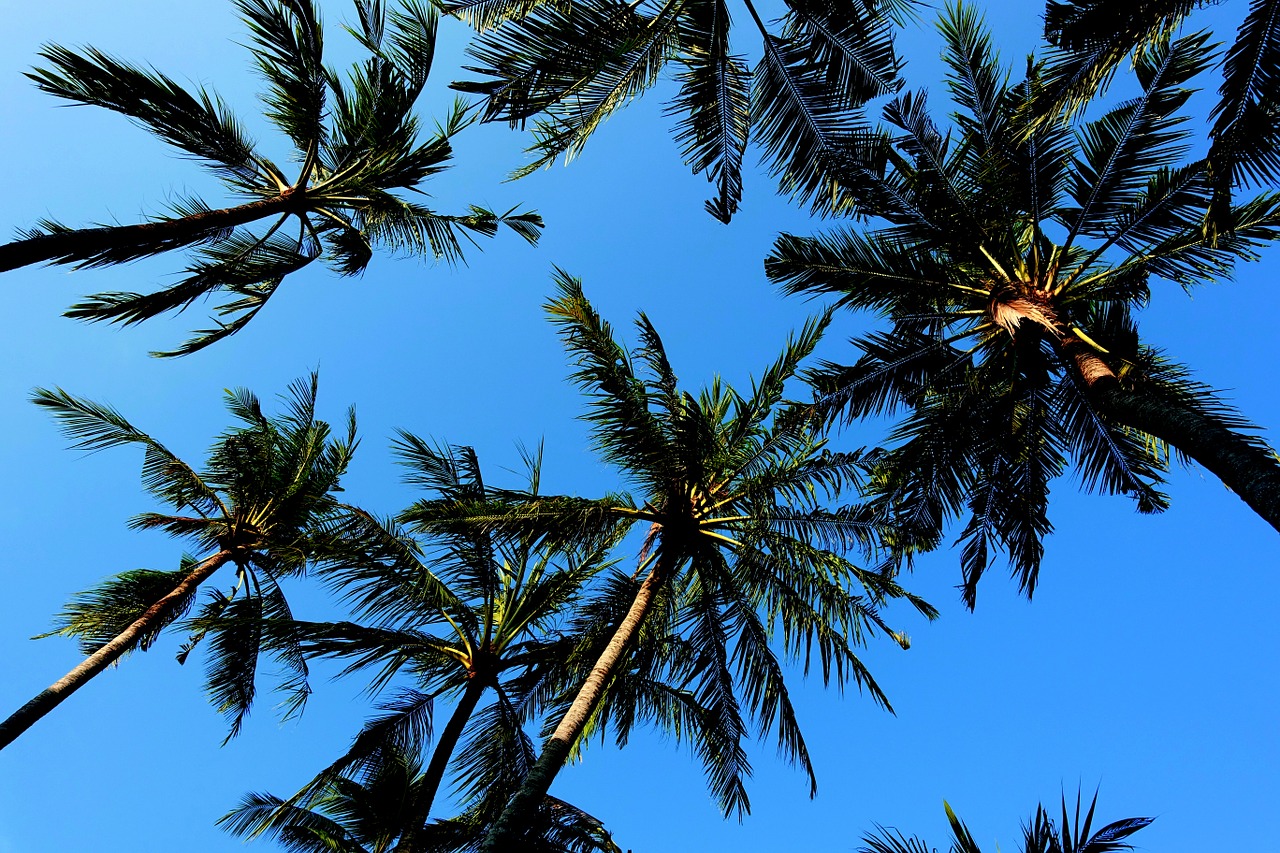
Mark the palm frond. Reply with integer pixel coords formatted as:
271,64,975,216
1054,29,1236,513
1207,0,1280,228
27,45,262,185
237,0,328,155
668,0,750,221
31,388,227,516
545,270,674,487
219,791,361,852
1059,30,1213,249
454,1,649,124
751,33,883,216
1039,0,1196,126
443,0,567,32
39,566,198,656
507,0,686,178
783,0,904,105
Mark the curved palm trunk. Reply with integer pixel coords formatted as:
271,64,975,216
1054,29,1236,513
1066,342,1280,532
479,553,675,853
0,550,233,750
0,194,297,273
395,678,488,853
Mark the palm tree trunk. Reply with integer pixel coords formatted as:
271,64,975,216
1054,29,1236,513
395,678,488,853
1065,340,1280,532
0,550,233,750
0,194,298,273
479,552,675,853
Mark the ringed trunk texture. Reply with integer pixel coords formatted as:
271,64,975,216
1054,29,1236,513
479,554,675,853
0,550,233,750
1064,339,1280,533
0,194,296,273
394,678,488,853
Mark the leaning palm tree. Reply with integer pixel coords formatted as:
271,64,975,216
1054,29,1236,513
232,441,622,853
1,0,542,355
448,0,912,221
408,273,933,850
0,374,355,749
860,790,1153,853
1038,0,1280,231
766,4,1280,607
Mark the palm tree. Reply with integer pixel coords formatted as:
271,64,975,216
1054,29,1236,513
1,0,542,355
223,744,427,853
221,741,620,853
860,790,1153,853
230,441,621,853
1038,0,1280,232
765,4,1280,607
406,273,933,850
0,374,355,749
447,0,911,221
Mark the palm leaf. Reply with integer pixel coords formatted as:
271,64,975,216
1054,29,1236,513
1207,0,1280,228
508,0,687,177
237,0,328,155
31,388,227,516
751,33,883,216
26,45,263,186
668,0,750,221
1040,0,1197,125
39,566,199,656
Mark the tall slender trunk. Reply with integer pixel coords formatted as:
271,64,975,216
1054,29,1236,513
479,552,676,853
0,194,297,273
0,550,234,750
1063,339,1280,532
395,678,488,853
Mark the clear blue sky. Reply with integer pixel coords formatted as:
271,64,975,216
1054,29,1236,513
0,1,1277,850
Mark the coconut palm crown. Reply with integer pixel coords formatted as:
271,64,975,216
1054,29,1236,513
238,442,623,853
766,3,1280,607
448,0,914,221
0,0,542,355
404,273,933,850
0,374,356,749
221,742,620,853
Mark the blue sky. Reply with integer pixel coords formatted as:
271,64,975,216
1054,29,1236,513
0,1,1277,850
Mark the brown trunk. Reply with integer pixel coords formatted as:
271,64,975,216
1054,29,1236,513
1061,336,1280,533
0,550,234,750
0,194,297,273
394,678,488,853
478,551,676,853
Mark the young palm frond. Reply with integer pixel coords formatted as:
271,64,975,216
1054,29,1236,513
767,3,1280,607
3,0,542,355
401,272,929,851
450,0,909,221
858,789,1153,853
0,374,355,749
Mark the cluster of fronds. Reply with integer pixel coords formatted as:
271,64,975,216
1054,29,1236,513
449,0,913,221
